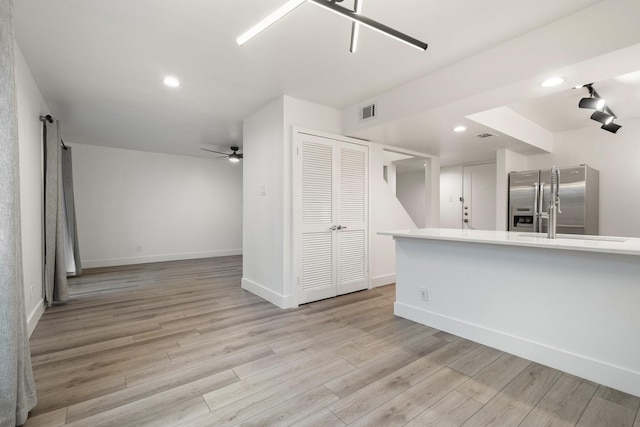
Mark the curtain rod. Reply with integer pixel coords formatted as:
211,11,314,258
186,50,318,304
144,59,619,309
39,115,68,149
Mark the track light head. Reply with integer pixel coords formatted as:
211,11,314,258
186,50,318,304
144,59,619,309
590,110,614,126
601,122,622,134
579,97,605,110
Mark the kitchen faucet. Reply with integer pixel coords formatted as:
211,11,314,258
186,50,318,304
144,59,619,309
540,166,562,238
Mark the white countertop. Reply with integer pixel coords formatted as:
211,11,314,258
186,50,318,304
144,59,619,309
379,228,640,256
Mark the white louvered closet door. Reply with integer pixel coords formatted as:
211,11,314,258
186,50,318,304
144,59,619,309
336,144,368,296
296,132,368,305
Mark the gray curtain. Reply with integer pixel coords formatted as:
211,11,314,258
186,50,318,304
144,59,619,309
0,0,38,424
61,146,82,275
43,120,69,305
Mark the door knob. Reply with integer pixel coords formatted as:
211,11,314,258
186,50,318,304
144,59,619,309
329,225,337,230
337,225,347,230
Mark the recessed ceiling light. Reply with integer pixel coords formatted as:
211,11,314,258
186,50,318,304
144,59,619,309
453,126,467,132
541,77,565,87
163,76,180,88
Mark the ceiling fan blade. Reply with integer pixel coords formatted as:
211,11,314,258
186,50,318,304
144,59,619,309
200,148,230,155
238,153,244,159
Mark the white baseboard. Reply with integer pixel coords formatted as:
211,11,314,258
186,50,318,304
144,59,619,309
371,273,395,288
395,302,640,398
82,249,242,269
241,277,296,309
27,300,45,338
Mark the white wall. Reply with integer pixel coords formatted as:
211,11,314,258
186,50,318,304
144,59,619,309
440,166,463,229
242,97,287,305
527,118,640,237
242,96,342,308
396,170,427,228
369,144,417,288
15,44,47,336
70,143,242,267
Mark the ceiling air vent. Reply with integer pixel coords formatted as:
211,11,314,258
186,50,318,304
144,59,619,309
476,132,495,139
360,103,376,121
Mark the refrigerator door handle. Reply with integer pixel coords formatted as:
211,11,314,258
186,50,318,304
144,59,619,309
533,183,539,233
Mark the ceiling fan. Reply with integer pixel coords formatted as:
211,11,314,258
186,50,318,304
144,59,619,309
201,146,243,163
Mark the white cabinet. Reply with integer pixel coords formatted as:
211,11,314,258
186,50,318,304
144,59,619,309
294,132,369,304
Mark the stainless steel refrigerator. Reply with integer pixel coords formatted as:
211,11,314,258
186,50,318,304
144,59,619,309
508,165,599,235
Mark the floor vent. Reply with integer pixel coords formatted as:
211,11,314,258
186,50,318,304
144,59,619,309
361,103,376,121
476,132,495,138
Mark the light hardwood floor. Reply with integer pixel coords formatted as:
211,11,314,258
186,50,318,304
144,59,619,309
26,256,640,426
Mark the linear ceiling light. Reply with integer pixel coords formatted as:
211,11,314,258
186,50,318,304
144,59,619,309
307,0,428,51
236,0,306,46
237,0,428,52
349,0,363,53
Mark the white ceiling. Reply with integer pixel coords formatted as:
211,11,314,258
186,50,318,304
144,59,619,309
12,0,640,165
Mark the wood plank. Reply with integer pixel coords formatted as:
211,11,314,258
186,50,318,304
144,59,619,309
23,408,68,427
31,376,126,416
520,374,597,427
462,363,563,426
66,369,238,423
190,359,356,426
348,367,469,427
456,353,532,403
328,347,463,424
403,390,482,427
594,385,640,411
324,334,447,398
65,371,236,426
447,344,504,377
201,352,349,412
236,385,339,426
288,408,346,427
576,396,636,427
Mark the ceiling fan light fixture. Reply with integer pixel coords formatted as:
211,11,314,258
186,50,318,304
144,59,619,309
229,154,241,163
579,97,605,110
590,110,614,125
236,0,306,46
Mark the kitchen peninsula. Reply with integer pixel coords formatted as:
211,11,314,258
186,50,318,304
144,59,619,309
380,228,640,398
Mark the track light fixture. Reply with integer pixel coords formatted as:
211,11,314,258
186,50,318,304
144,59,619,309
578,84,605,110
590,110,613,125
576,84,621,134
237,0,428,52
579,97,605,110
601,122,622,134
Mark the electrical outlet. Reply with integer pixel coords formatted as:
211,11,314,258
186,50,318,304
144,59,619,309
420,287,428,301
